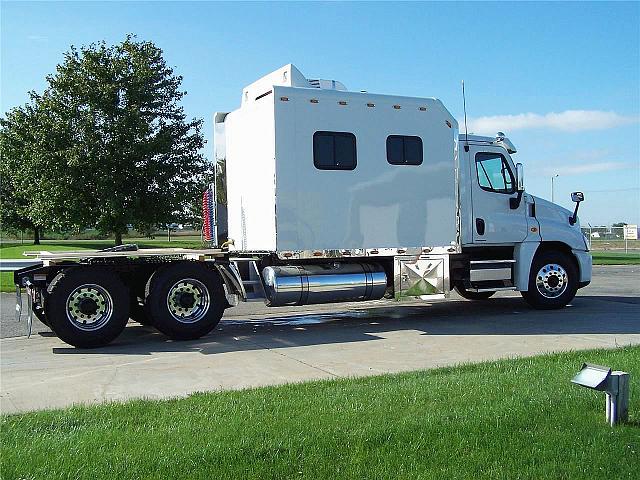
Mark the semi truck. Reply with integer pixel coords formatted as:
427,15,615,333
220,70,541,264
14,64,592,348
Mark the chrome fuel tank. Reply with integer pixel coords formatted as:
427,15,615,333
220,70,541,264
262,263,387,306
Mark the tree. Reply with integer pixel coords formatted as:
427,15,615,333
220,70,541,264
0,102,56,245
2,35,210,245
0,168,42,244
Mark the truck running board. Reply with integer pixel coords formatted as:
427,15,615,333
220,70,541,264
469,286,517,293
469,259,515,283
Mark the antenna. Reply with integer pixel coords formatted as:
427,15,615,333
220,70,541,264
462,80,469,152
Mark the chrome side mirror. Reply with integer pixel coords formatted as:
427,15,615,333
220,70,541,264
516,163,524,191
510,163,525,209
569,192,584,225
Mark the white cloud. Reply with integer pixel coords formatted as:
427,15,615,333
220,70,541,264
27,35,48,42
463,110,638,134
543,161,631,176
571,148,611,161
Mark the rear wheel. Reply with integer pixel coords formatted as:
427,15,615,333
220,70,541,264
454,285,495,300
130,298,153,326
145,262,225,340
521,251,578,309
33,304,49,326
45,267,130,348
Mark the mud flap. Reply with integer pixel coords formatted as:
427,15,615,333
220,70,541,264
15,286,22,322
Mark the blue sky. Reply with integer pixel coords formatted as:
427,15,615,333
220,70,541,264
2,1,639,226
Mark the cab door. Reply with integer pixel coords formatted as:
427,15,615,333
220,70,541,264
470,146,529,244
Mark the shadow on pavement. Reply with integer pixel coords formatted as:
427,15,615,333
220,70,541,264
51,295,640,356
580,295,640,305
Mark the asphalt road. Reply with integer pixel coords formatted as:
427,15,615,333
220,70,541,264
1,265,638,413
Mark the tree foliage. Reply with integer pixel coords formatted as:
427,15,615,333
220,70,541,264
0,164,41,242
1,35,210,245
0,102,53,244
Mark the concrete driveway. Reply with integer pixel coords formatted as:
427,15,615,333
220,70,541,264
1,265,638,414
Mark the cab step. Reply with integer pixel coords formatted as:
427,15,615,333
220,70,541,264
469,259,515,282
230,259,266,300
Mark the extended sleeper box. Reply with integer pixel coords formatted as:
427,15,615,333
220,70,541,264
215,64,459,253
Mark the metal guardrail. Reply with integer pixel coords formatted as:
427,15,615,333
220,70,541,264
0,259,43,272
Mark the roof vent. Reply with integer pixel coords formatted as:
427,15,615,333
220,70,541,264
307,78,348,91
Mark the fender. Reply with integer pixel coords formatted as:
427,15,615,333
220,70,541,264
514,241,540,291
515,241,591,291
213,262,246,305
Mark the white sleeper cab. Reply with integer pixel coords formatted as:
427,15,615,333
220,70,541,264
15,64,592,348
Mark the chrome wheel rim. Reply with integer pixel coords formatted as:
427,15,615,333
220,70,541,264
66,284,113,331
166,278,210,323
535,264,568,298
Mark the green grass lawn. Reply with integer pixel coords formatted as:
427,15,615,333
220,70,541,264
0,237,204,258
590,251,640,265
1,347,638,479
0,272,15,293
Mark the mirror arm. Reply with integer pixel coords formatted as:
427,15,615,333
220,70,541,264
569,202,580,225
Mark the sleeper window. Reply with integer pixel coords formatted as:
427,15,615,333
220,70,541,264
313,131,357,170
475,152,515,194
386,135,423,165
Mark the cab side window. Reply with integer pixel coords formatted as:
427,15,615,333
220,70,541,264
475,152,515,194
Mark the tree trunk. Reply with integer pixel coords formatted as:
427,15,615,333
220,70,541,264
33,226,40,245
114,231,123,246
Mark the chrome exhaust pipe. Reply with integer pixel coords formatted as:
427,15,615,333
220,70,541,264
262,263,387,307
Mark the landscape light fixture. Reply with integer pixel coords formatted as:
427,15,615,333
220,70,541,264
571,363,630,426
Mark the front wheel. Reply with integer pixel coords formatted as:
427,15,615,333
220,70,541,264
145,262,225,341
521,251,578,310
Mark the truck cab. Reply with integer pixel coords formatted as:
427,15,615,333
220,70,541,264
455,132,591,307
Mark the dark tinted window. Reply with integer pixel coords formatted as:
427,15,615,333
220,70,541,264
386,135,423,165
314,134,334,168
475,152,515,194
313,131,357,170
386,136,403,164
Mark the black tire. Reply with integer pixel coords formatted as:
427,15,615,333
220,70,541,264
521,250,578,310
45,267,130,348
454,285,495,300
130,299,153,326
145,262,225,341
33,304,49,326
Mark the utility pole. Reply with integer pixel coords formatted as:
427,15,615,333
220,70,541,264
551,174,559,203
